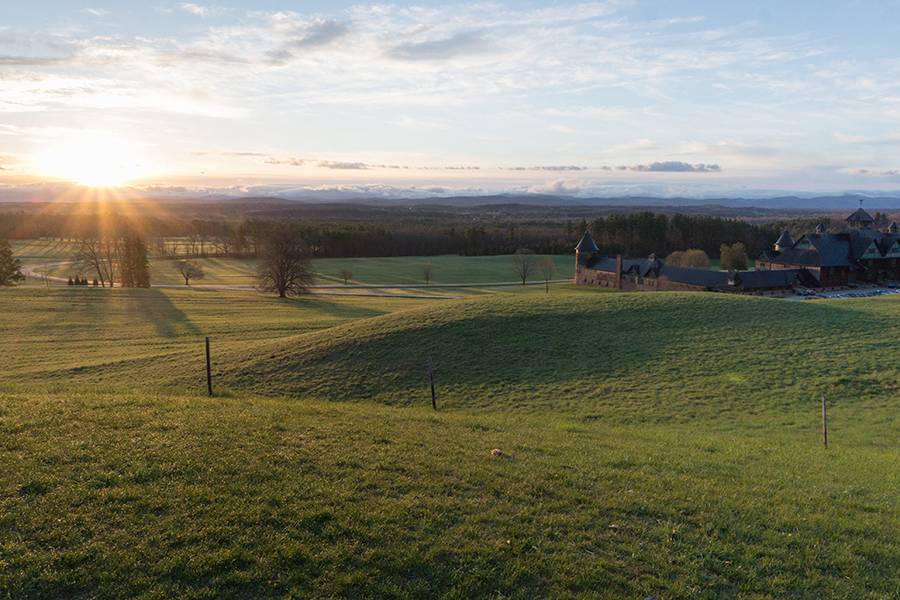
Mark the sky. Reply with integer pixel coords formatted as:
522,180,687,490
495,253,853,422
2,0,900,200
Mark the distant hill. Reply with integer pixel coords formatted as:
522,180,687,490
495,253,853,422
5,189,900,211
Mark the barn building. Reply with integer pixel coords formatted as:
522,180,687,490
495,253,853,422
574,231,813,295
575,205,899,294
758,206,900,286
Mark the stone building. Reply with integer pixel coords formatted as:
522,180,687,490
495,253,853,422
574,231,812,294
758,206,900,286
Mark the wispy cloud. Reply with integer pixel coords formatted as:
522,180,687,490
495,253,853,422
388,31,492,61
621,162,722,173
502,166,589,172
2,2,900,193
179,3,210,17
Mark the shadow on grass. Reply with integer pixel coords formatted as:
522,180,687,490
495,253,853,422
122,289,201,338
275,295,389,320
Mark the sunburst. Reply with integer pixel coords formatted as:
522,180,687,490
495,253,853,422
34,135,145,188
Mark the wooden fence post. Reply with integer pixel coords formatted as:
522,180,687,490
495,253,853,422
427,357,437,411
821,395,828,448
205,336,213,397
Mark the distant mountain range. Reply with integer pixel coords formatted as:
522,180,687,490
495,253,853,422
280,193,900,211
4,189,900,211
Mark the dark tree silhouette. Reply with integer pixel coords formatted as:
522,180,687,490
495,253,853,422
720,242,749,271
338,268,353,285
512,248,535,284
539,257,555,293
256,226,314,298
422,261,434,285
177,260,205,286
120,235,151,288
0,240,24,286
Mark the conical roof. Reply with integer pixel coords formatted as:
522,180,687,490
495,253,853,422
774,230,794,249
846,207,875,225
889,221,899,234
574,230,599,253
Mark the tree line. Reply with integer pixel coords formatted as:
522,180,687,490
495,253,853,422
585,213,782,259
1,209,796,260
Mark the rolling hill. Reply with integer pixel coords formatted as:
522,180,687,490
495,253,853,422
2,286,898,597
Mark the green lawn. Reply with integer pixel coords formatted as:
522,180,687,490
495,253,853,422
22,252,575,287
1,286,898,597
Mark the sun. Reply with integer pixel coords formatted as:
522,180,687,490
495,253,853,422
34,135,145,187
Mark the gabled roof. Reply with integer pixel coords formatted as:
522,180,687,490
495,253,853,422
847,207,875,225
587,256,645,273
878,234,900,254
802,233,853,267
574,230,599,253
850,229,880,259
774,230,794,248
658,265,730,288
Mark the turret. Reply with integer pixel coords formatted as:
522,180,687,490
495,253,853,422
575,230,599,266
774,230,794,252
814,223,826,235
846,204,875,230
887,221,899,235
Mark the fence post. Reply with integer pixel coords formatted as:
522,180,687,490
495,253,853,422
821,395,828,448
427,357,437,411
205,336,213,397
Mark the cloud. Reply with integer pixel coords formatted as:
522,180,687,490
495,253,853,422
835,132,900,146
317,160,369,170
854,168,900,177
527,180,582,195
290,19,349,49
266,157,306,166
194,151,268,157
82,8,109,17
623,161,722,173
388,31,492,61
0,55,68,66
502,166,589,172
266,19,350,64
180,3,210,17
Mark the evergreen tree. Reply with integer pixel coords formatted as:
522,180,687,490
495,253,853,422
93,278,99,287
0,239,25,286
120,235,151,288
67,276,74,286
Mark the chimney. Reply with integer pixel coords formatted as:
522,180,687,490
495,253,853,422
615,254,623,290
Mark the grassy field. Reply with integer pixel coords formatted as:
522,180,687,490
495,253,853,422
12,240,576,287
1,285,898,597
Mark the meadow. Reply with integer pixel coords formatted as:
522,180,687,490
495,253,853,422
1,283,898,598
12,239,575,288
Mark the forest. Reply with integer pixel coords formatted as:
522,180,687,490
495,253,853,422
0,199,844,260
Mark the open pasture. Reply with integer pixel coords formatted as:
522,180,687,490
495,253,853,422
1,285,898,598
12,240,575,288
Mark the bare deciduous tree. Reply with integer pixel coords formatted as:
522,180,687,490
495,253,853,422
256,226,315,298
422,261,434,285
512,248,535,285
177,260,205,286
666,249,710,268
539,257,555,293
77,238,118,288
338,268,353,285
